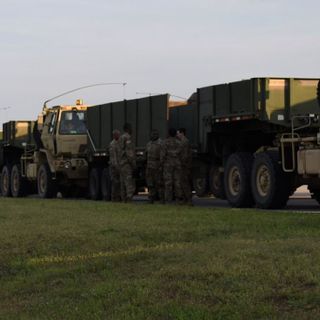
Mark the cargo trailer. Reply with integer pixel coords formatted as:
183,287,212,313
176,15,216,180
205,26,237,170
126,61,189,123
86,94,186,200
170,77,320,208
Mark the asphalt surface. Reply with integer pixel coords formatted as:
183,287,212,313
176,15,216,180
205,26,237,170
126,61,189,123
135,186,320,213
192,197,320,212
2,186,319,213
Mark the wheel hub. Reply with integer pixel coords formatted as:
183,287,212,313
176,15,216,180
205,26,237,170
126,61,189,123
12,171,19,192
3,172,9,193
256,165,271,197
39,171,46,193
228,166,241,196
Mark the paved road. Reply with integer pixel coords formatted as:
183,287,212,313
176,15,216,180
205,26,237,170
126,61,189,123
193,185,320,212
136,185,320,212
3,185,319,212
191,197,320,212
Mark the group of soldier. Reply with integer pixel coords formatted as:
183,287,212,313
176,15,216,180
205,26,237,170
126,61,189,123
108,123,193,205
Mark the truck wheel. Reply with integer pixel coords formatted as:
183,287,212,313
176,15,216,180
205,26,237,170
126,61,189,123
37,164,57,198
101,168,111,201
11,164,27,197
251,152,291,209
209,166,226,199
308,185,320,204
1,165,12,197
193,176,208,197
224,152,254,207
89,168,102,200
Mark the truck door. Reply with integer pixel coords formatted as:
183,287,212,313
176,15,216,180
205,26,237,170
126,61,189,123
41,111,58,154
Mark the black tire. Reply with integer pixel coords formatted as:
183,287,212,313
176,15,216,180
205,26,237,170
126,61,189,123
89,168,102,200
308,185,320,205
224,152,254,208
251,152,291,209
193,176,208,197
209,166,226,199
37,164,57,199
101,167,111,201
1,165,12,197
11,164,28,197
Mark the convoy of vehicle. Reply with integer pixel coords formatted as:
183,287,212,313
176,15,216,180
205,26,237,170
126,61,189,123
1,77,320,209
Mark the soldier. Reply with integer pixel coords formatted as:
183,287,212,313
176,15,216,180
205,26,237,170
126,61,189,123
160,128,183,203
177,128,193,205
145,129,164,203
119,123,136,202
108,129,121,201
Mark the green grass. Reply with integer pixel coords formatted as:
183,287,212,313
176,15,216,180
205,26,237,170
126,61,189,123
0,198,320,319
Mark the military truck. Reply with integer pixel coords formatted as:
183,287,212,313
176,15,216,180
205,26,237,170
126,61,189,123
0,100,89,198
0,94,185,200
170,77,320,208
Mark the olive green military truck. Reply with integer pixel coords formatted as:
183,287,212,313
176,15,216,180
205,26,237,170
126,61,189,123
170,77,320,209
0,95,184,200
0,101,89,198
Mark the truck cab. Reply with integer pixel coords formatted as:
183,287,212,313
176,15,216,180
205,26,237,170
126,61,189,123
30,100,89,197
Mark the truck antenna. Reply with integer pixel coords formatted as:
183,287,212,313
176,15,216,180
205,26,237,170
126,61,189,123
43,82,127,110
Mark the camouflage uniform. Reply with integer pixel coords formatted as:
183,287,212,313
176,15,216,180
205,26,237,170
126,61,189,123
119,132,136,202
145,137,164,203
160,136,182,203
109,138,121,201
179,135,193,204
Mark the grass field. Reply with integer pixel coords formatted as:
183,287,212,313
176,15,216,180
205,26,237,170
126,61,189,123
0,198,320,319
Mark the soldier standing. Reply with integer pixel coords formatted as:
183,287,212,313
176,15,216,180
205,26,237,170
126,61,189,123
119,123,136,202
108,129,121,201
145,129,164,203
160,128,183,203
177,128,193,205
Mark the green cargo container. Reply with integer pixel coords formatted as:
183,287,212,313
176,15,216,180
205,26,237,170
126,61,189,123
87,94,169,152
2,121,35,148
175,78,320,153
197,78,319,123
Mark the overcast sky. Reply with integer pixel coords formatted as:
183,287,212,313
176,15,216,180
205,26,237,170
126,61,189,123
0,0,319,125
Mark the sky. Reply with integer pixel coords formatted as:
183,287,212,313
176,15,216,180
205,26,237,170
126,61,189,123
0,0,319,126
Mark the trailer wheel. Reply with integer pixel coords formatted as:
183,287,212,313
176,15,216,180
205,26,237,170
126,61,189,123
11,164,27,197
101,167,111,201
193,176,207,197
89,168,102,200
209,166,226,199
1,165,12,197
37,164,57,198
224,152,254,207
308,185,320,204
251,152,291,209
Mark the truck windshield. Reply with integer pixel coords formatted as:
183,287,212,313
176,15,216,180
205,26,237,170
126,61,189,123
59,111,86,135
